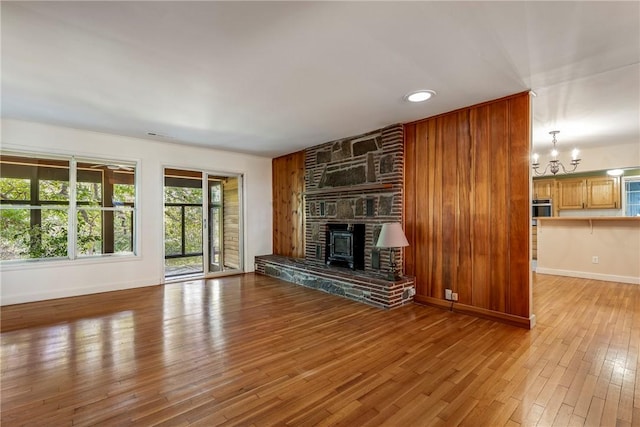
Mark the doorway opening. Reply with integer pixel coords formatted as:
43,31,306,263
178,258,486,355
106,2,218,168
163,168,242,279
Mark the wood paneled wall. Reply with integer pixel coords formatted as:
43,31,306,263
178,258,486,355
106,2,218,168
272,151,305,258
404,92,531,325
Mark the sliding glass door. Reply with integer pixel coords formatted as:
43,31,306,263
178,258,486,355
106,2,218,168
164,168,242,279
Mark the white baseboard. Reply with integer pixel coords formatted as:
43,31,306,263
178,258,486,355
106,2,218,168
536,268,640,285
0,278,161,306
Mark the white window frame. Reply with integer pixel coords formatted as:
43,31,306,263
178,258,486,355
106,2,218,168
622,175,640,217
0,151,140,265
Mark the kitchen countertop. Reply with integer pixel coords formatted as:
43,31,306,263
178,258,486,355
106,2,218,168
536,216,640,222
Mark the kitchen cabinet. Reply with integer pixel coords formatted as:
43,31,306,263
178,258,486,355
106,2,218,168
532,178,555,200
557,176,620,210
586,176,620,209
557,179,585,209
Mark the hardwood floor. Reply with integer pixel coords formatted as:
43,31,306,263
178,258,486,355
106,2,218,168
1,273,638,426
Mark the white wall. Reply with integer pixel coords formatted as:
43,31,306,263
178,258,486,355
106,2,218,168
0,119,273,305
576,141,640,172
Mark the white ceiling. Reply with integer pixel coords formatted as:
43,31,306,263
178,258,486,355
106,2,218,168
2,1,639,158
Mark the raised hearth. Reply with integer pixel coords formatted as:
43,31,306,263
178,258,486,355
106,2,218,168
255,255,415,309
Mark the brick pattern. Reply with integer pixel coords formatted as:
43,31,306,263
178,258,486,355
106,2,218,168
304,124,404,274
255,255,415,309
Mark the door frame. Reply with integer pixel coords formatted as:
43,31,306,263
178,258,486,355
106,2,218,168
161,165,244,282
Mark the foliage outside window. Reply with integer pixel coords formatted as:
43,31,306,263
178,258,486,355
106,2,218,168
163,175,204,276
0,154,136,262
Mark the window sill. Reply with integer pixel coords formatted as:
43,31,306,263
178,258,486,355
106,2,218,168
0,254,142,271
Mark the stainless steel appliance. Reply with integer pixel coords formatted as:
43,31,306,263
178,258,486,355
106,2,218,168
532,199,552,225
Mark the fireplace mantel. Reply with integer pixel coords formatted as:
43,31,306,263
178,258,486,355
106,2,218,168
302,183,393,196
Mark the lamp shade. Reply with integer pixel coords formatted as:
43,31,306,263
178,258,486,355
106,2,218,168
375,223,409,248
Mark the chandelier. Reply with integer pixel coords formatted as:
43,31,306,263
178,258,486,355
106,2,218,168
532,130,581,176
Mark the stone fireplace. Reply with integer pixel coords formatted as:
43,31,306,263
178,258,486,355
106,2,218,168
304,124,405,275
255,123,414,309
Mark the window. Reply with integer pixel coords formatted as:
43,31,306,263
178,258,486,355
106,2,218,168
164,173,203,277
0,153,137,262
624,176,640,217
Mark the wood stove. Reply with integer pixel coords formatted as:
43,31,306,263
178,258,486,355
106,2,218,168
325,224,365,270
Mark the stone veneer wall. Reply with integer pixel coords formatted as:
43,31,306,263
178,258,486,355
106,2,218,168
304,124,404,274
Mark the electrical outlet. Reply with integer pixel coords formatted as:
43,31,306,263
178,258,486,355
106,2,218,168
452,292,459,301
592,256,599,264
445,289,453,300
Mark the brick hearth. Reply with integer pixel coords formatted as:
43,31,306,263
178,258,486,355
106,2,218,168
255,255,415,309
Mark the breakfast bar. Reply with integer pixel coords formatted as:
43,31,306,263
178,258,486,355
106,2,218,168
536,217,640,284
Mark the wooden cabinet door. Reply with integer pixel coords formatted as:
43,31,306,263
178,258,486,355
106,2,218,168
586,177,620,209
557,179,585,209
533,179,554,200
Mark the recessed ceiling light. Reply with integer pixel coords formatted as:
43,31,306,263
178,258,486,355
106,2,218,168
405,90,436,103
606,169,624,176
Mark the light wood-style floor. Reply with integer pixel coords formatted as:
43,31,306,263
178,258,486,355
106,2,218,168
1,273,638,426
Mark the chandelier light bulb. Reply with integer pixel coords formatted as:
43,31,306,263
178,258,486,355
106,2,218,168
532,130,581,176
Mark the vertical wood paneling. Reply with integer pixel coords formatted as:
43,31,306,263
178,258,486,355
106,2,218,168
415,121,431,296
488,101,509,313
508,95,531,317
272,151,305,258
441,114,458,295
404,92,531,321
456,111,472,304
429,120,443,298
471,106,491,309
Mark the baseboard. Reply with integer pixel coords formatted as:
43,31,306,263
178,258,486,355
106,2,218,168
536,268,640,285
413,295,534,329
0,278,161,306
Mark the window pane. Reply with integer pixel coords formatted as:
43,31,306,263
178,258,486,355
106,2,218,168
76,182,102,204
39,180,70,202
114,210,134,253
164,186,202,204
184,206,203,253
627,181,640,191
625,178,640,217
0,208,31,260
77,209,103,256
40,208,69,257
210,206,221,266
113,184,135,205
210,182,222,204
164,206,182,256
0,207,68,260
0,178,30,201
